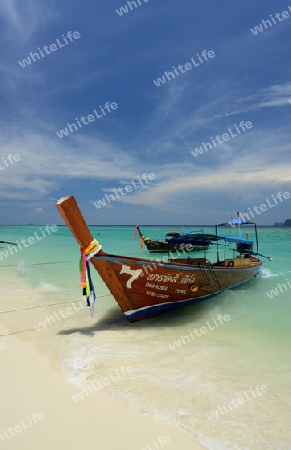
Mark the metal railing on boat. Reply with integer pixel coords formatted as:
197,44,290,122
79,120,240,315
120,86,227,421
197,260,222,294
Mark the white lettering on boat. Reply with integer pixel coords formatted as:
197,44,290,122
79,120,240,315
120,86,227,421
146,291,169,299
175,289,187,294
120,265,143,288
181,275,196,284
145,282,168,291
147,273,182,283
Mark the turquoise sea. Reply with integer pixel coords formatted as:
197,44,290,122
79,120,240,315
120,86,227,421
0,225,291,449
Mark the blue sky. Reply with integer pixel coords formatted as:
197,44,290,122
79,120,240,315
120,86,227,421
0,0,290,225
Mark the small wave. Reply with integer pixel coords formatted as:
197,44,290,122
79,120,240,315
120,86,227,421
261,268,279,278
37,282,60,293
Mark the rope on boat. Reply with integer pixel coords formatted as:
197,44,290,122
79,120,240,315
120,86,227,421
0,260,75,267
0,327,43,337
251,251,273,261
0,294,113,336
0,294,112,315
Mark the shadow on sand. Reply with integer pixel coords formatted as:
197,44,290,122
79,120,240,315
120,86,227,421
57,295,225,336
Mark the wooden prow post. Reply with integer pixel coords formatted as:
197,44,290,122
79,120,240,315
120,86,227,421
136,226,144,240
56,196,104,254
56,196,135,316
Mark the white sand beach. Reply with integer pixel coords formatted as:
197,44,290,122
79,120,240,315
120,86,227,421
0,322,205,450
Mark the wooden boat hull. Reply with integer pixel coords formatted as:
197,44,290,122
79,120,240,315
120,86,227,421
143,239,209,253
56,196,262,322
135,226,209,253
91,254,261,321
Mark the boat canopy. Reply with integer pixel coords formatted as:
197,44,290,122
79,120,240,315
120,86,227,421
167,233,254,246
227,219,250,225
223,236,254,245
218,219,251,226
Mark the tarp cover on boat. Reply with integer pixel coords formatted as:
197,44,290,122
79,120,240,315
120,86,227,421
166,233,221,245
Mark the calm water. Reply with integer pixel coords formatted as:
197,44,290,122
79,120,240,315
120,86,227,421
0,225,291,449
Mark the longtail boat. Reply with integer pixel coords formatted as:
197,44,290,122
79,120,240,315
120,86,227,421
135,226,209,253
56,196,268,322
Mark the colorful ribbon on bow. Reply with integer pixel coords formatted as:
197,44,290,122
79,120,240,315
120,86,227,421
79,239,102,318
134,226,144,250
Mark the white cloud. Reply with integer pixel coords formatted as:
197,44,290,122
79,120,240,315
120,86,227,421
223,82,291,116
0,127,140,200
117,130,291,212
0,0,56,41
1,106,290,211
